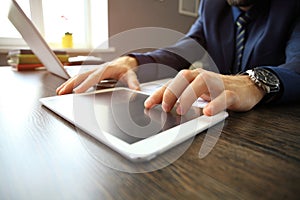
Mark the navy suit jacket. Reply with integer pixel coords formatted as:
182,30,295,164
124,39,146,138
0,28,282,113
132,0,300,103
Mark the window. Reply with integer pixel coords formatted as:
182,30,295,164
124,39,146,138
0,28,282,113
179,0,199,17
0,0,108,50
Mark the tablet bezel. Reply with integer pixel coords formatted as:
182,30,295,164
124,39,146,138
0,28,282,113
40,88,228,161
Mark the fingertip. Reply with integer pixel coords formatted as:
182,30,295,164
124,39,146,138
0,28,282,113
203,104,213,116
144,97,155,109
144,97,152,108
128,80,140,91
56,89,61,95
56,87,66,95
176,104,186,116
56,85,64,95
133,85,141,91
162,102,171,112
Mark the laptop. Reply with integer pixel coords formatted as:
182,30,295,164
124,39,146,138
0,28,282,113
8,0,100,79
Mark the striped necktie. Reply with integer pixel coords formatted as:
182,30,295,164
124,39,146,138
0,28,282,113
233,12,251,73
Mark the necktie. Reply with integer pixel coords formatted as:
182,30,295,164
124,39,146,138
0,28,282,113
233,12,251,73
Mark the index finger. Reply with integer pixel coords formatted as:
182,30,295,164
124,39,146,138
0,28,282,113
162,69,200,112
56,69,97,95
73,67,108,93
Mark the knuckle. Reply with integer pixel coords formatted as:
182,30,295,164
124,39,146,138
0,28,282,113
224,90,240,107
198,71,211,80
178,69,191,77
195,72,205,82
89,72,102,82
225,90,236,99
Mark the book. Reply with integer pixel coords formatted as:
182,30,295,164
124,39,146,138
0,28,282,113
8,49,67,56
7,48,70,70
8,54,69,64
9,63,45,71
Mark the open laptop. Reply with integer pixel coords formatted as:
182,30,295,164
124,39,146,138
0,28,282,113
8,0,99,79
8,0,166,91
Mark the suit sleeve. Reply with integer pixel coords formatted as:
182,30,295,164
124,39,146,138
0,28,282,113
130,0,208,72
262,16,300,103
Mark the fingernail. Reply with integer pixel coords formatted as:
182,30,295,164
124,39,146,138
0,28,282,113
135,86,140,91
58,87,65,95
144,98,153,108
176,104,185,115
162,102,171,112
134,83,140,90
203,105,212,116
73,88,79,93
130,81,140,90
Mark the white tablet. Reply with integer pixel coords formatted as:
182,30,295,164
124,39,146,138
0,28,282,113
40,88,228,161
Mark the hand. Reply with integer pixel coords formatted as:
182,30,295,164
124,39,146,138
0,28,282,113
144,68,266,116
56,56,140,95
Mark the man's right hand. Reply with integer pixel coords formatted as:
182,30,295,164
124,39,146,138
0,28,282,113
144,68,266,116
56,56,140,95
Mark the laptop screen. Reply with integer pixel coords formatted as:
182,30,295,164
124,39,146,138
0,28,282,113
8,0,70,79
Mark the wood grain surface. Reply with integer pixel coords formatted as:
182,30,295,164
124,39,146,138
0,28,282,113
0,67,299,200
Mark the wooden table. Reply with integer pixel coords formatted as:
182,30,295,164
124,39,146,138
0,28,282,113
0,67,299,199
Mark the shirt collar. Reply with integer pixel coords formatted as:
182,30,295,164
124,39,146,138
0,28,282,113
231,2,268,23
232,6,243,22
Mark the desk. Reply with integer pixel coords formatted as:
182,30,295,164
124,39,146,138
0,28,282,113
0,66,300,199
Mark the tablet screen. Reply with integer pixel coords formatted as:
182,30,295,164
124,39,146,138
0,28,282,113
84,89,202,144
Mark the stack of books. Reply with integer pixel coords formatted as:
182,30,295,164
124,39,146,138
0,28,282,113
7,49,69,71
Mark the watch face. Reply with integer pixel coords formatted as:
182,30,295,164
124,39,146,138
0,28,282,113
255,68,280,86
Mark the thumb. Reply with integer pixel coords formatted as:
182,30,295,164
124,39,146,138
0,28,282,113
124,70,140,90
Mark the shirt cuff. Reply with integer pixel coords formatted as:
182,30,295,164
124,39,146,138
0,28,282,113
128,53,156,66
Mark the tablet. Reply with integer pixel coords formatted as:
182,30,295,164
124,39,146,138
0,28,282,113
40,88,228,161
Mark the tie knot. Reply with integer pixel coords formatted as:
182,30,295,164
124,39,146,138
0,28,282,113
236,13,251,27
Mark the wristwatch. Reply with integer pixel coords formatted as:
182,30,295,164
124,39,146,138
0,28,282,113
245,68,280,94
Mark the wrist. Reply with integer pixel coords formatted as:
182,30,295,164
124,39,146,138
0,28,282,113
122,56,138,70
244,75,266,101
221,74,266,111
222,74,265,98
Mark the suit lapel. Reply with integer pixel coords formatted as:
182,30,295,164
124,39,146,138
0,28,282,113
220,12,235,73
242,12,267,71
